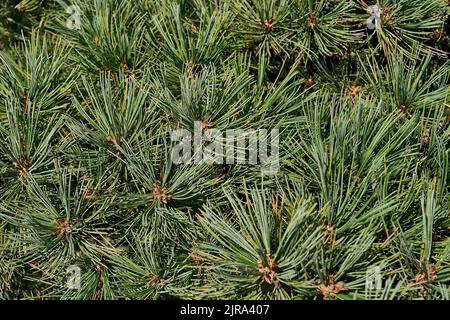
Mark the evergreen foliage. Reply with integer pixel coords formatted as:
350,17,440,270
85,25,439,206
0,0,449,300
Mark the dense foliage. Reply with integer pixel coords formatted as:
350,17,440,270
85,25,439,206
0,0,449,300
